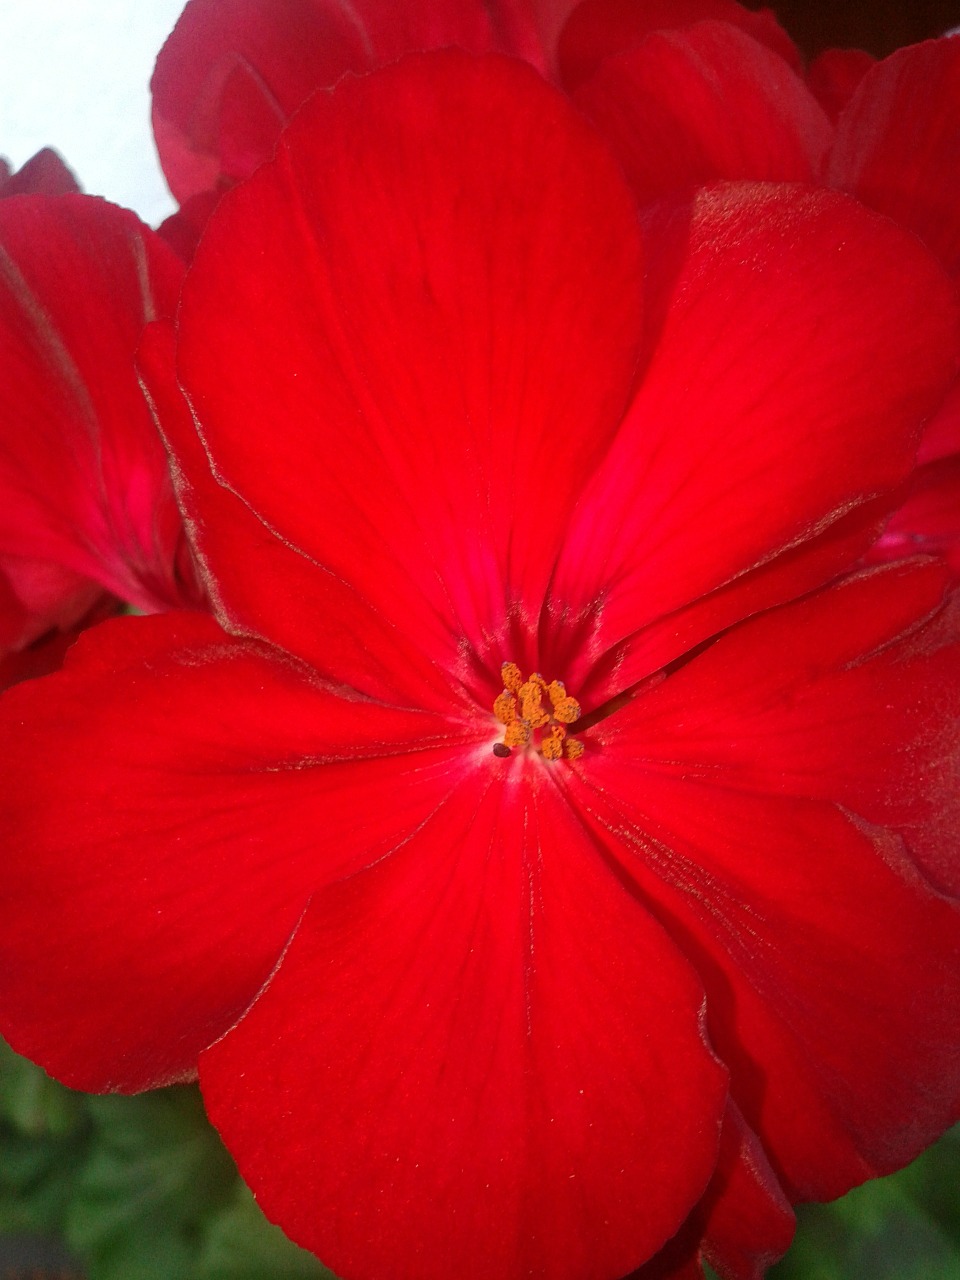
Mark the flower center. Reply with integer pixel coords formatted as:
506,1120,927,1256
491,662,584,761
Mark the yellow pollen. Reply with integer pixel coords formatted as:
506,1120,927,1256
491,663,584,762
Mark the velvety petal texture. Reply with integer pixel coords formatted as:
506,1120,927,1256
0,194,201,651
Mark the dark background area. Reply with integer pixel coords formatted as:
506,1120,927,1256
767,0,960,55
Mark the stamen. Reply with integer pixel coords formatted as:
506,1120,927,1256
493,691,518,725
504,719,531,749
519,678,550,729
501,662,523,694
540,723,566,761
547,678,581,725
491,663,584,762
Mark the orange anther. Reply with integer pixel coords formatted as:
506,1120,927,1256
493,691,518,726
519,680,550,729
504,719,531,749
501,662,523,694
551,695,581,725
493,662,584,762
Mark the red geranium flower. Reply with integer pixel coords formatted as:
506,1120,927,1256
0,193,204,674
2,52,960,1280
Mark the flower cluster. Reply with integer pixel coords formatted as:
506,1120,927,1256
1,3,960,1279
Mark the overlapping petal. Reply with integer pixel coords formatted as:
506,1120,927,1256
151,0,552,205
572,22,829,205
171,52,645,706
828,38,960,280
547,183,959,694
0,554,104,654
566,564,960,1200
634,1101,794,1280
0,593,121,692
201,765,726,1280
608,560,960,899
0,610,480,1092
557,0,800,90
0,194,200,650
874,459,960,575
806,47,875,122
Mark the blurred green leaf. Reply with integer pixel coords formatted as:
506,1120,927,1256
0,1036,86,1137
771,1126,960,1280
64,1087,235,1280
0,1040,90,1236
199,1180,336,1280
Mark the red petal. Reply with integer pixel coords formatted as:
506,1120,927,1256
200,769,727,1280
567,564,960,1198
0,611,478,1091
573,22,829,206
0,593,121,690
0,554,105,653
0,148,80,197
806,47,875,121
547,184,959,687
604,560,960,882
828,39,960,279
156,190,222,263
140,320,454,711
697,1103,795,1280
0,195,199,621
151,0,550,204
632,1101,794,1280
624,560,960,899
918,376,960,466
871,456,960,576
558,0,800,90
174,52,645,699
577,497,891,707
